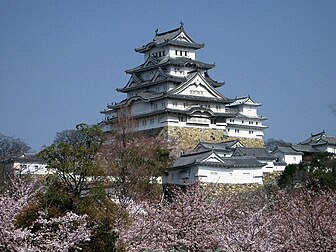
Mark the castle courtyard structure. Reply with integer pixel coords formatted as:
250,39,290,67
101,23,267,150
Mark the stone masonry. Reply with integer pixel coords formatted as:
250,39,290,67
142,126,265,151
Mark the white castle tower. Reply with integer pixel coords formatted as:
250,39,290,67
101,23,267,149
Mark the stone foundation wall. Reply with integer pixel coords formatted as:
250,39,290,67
141,126,265,151
263,171,283,186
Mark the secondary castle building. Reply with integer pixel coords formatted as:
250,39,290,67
101,24,267,149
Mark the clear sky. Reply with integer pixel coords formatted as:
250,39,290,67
1,0,335,151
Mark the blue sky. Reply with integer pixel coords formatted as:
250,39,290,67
1,0,335,151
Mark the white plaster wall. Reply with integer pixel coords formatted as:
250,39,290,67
261,161,275,173
179,82,216,98
168,47,195,60
242,106,258,116
13,162,51,175
284,154,302,164
131,102,151,116
197,166,263,184
227,127,263,139
315,145,336,154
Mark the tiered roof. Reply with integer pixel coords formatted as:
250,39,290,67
134,23,204,53
169,149,263,170
300,131,336,147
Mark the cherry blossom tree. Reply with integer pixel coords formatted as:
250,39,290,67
120,184,336,252
119,185,228,251
0,177,91,252
270,188,336,252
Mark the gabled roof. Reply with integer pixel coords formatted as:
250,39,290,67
168,72,230,102
195,140,244,152
125,56,215,74
169,149,263,169
135,24,204,53
234,113,268,121
233,147,275,161
300,131,336,147
291,144,319,153
226,96,261,107
272,146,303,155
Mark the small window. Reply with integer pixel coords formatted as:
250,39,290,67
185,51,188,56
180,51,183,56
175,50,178,55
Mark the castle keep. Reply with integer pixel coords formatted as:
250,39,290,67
101,24,267,149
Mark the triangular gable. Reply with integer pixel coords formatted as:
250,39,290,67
143,56,159,69
169,72,226,99
243,97,258,105
231,141,244,149
125,75,142,89
151,68,168,82
173,31,193,43
201,153,224,163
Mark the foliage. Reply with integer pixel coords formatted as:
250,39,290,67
27,123,122,251
78,187,123,252
0,176,91,252
38,123,104,197
102,132,173,206
0,133,31,161
278,152,336,189
0,133,31,191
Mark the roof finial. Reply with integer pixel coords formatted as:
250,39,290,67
155,28,159,36
180,21,184,28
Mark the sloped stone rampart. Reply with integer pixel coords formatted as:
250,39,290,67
201,182,264,195
141,126,265,151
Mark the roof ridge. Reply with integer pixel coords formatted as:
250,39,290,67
156,26,181,37
181,149,212,157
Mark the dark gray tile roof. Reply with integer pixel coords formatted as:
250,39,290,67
169,149,264,170
273,146,303,155
233,147,275,161
221,156,264,168
126,57,215,74
135,26,204,53
226,96,261,107
291,144,319,153
172,150,213,168
196,140,242,152
315,136,336,146
300,131,326,145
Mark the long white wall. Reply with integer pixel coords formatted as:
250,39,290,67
165,165,263,185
